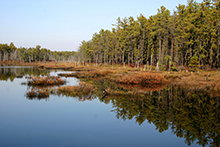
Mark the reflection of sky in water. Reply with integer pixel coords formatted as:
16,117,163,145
0,67,200,147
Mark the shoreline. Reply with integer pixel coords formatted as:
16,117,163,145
1,61,220,94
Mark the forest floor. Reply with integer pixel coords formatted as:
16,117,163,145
1,61,220,95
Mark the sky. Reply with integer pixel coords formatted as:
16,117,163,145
0,0,203,51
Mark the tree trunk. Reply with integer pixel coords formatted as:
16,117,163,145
106,51,108,65
161,36,167,64
171,13,176,62
111,52,113,65
175,38,178,65
104,50,106,64
115,53,118,64
122,47,125,68
8,52,11,61
171,37,174,62
159,30,162,63
135,55,138,68
131,51,134,65
181,52,183,67
96,53,98,66
210,47,213,69
150,54,153,71
100,53,102,64
140,37,144,65
29,55,31,62
169,59,171,74
0,51,3,61
128,52,130,65
217,28,219,72
185,49,188,66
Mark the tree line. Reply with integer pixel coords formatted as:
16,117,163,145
78,0,220,70
0,42,76,62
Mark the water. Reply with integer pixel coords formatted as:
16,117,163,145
0,66,219,147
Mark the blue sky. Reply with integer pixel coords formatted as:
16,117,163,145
0,0,203,51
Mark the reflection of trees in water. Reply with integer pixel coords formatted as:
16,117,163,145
0,67,50,81
92,79,220,147
0,68,16,81
24,77,220,146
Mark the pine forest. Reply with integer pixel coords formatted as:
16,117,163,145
78,0,220,70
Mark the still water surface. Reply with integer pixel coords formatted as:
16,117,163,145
0,66,218,147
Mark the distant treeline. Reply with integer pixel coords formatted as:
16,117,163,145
0,43,76,62
78,0,220,69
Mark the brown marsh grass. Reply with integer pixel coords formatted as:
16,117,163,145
116,73,168,86
119,83,167,92
57,82,96,100
168,71,220,92
58,70,114,78
27,76,66,86
26,87,50,99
